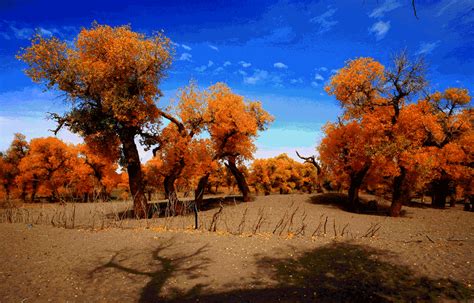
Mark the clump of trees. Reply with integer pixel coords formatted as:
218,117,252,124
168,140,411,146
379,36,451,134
143,82,273,218
319,53,473,216
18,24,272,218
0,135,121,202
250,153,317,195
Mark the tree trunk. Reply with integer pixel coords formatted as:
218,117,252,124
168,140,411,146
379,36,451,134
226,157,251,202
431,177,450,208
118,129,149,219
390,166,410,217
194,173,210,229
347,180,361,212
3,185,10,201
347,165,370,212
20,184,27,202
195,173,210,206
31,176,39,202
163,159,185,216
164,175,178,216
147,190,152,201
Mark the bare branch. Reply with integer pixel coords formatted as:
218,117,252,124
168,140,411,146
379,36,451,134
296,150,322,175
412,0,419,19
156,108,185,133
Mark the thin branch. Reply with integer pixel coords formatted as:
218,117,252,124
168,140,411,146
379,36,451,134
295,150,322,175
412,0,419,19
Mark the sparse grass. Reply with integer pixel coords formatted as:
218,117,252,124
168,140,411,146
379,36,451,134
0,195,384,241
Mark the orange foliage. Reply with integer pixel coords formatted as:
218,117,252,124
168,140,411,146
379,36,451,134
0,133,29,200
206,83,273,161
250,154,317,194
18,23,173,216
16,137,74,201
18,23,172,129
325,57,386,119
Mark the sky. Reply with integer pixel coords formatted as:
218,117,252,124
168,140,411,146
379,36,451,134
0,0,473,162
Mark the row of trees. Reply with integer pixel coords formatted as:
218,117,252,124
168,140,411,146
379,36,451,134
0,134,123,202
0,135,317,203
313,54,473,217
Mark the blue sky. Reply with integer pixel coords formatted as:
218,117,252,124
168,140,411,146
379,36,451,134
0,0,473,161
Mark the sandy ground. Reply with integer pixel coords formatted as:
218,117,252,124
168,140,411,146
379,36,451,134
0,193,473,302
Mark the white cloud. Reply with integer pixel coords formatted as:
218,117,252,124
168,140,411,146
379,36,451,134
314,73,324,81
181,44,192,51
9,25,34,39
38,27,53,37
253,26,296,45
195,65,207,72
243,69,269,85
416,41,441,55
178,52,192,61
208,45,219,51
330,69,339,74
369,21,391,40
316,67,328,72
310,7,338,34
369,0,402,18
271,75,284,88
311,81,319,88
239,61,252,68
238,70,247,76
223,61,231,67
273,62,288,69
194,60,214,72
290,78,303,84
4,23,77,40
213,67,224,73
436,0,457,16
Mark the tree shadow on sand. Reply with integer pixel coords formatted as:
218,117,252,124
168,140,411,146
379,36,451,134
307,193,407,217
166,242,471,303
89,240,211,302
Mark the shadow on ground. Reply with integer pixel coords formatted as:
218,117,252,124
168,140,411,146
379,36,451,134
89,239,211,302
307,193,408,217
90,241,472,302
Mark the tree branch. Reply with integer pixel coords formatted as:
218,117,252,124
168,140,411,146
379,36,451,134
157,108,185,133
412,0,419,19
296,150,322,175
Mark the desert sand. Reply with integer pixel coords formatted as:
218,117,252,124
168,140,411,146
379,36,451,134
0,193,473,302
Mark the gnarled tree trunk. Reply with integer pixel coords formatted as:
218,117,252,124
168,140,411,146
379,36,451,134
431,177,450,208
193,173,210,229
347,164,370,212
118,129,149,219
195,173,210,207
163,159,186,216
390,166,410,217
226,157,251,202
